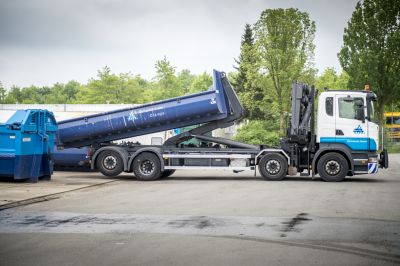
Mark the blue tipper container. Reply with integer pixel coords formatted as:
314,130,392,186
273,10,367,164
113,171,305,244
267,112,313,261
0,109,58,182
58,70,230,148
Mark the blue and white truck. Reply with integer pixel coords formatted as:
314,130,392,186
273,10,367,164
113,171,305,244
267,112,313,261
54,70,388,181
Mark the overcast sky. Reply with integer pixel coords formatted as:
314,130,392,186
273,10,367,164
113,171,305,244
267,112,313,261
0,0,358,88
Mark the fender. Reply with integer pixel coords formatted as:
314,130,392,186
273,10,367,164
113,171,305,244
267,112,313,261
312,143,354,176
127,147,165,171
91,146,130,171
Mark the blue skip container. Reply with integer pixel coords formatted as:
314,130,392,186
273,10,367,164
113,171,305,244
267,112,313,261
0,109,58,182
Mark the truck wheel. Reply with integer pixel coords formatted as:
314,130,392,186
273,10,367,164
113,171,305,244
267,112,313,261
96,150,124,177
133,152,162,181
258,153,287,181
317,152,348,182
160,170,175,178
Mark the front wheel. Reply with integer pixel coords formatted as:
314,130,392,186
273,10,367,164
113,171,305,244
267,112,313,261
317,152,348,182
96,150,124,177
132,152,162,181
258,153,288,181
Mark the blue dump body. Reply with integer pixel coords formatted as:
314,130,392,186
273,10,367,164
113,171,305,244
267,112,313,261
58,70,230,148
0,110,58,182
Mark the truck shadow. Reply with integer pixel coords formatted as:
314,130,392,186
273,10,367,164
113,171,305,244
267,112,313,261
162,175,389,183
0,174,388,183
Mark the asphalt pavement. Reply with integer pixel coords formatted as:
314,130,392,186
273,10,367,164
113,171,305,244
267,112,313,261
0,154,399,266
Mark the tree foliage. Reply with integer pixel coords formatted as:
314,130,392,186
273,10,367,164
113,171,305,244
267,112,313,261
233,24,255,94
74,66,148,104
338,0,400,124
234,24,267,120
0,81,6,103
253,8,316,135
188,72,212,94
315,68,349,90
234,120,279,146
1,58,211,105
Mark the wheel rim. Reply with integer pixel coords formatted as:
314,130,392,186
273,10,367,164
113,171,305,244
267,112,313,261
103,155,117,170
139,160,155,175
325,160,340,175
265,159,281,175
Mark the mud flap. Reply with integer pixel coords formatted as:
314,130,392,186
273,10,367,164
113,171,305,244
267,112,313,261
379,148,389,169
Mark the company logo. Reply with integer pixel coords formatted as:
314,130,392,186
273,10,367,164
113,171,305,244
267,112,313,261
128,111,137,121
353,125,364,134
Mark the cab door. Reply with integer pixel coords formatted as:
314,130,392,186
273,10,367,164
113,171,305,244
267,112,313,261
335,94,368,151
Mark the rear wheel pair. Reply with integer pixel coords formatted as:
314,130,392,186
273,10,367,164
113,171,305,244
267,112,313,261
96,151,174,181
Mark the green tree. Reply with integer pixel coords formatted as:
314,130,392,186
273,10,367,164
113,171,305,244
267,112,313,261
233,24,255,94
63,81,80,103
177,69,195,94
254,8,316,135
239,72,272,121
338,0,400,124
316,67,349,90
188,72,212,94
75,66,146,104
9,85,49,104
152,57,182,100
232,23,266,120
125,75,149,104
0,81,6,103
4,86,22,103
41,81,79,103
234,120,280,146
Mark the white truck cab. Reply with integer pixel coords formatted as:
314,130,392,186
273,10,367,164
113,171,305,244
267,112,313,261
317,90,381,175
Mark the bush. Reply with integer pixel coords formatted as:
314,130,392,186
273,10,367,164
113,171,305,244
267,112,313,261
234,120,280,147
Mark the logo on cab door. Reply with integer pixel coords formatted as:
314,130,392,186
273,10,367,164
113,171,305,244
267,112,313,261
353,125,365,134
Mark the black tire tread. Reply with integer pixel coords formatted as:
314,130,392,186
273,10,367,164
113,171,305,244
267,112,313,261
258,153,288,181
96,150,124,177
133,152,162,181
317,152,348,182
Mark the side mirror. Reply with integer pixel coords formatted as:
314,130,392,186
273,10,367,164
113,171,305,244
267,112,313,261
355,100,365,123
354,99,364,107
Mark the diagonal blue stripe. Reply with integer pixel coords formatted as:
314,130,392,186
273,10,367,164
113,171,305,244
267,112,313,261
371,164,376,174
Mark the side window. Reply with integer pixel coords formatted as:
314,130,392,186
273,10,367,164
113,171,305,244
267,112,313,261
338,97,364,119
325,97,333,116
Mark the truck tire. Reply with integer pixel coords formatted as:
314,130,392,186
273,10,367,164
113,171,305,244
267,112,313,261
258,153,287,181
317,152,348,182
160,170,175,178
133,152,162,181
96,150,124,177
